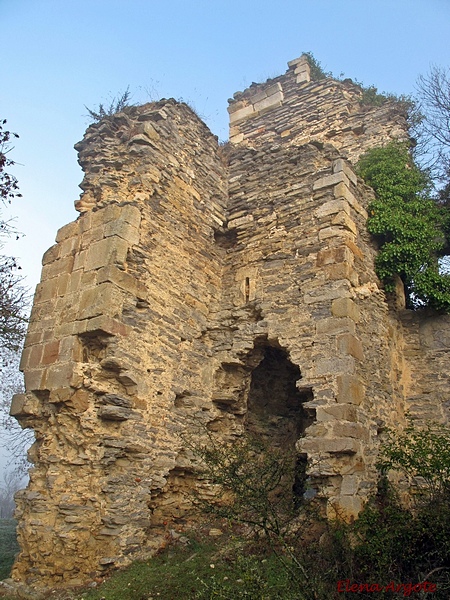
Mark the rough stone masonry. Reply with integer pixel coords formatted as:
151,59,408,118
10,55,450,588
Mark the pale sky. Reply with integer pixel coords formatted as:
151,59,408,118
2,0,450,292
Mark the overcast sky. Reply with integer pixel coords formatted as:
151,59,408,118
2,0,450,292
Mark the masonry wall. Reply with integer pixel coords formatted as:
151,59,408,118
10,57,450,590
228,55,408,163
11,100,228,586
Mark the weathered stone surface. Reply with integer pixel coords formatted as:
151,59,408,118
10,55,450,590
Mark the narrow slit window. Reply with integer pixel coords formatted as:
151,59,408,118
245,277,250,303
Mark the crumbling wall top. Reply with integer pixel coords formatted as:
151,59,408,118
228,54,409,164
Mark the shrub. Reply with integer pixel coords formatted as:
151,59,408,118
85,87,133,122
357,141,450,310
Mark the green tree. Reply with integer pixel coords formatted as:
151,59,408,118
357,141,450,311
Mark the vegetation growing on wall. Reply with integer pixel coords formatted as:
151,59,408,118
357,141,450,311
85,87,133,122
303,52,332,81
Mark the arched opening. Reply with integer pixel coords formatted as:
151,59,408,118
244,344,314,502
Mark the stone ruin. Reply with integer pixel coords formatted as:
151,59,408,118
9,55,450,588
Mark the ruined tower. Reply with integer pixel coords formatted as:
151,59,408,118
10,55,450,588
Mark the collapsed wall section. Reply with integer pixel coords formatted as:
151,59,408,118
10,100,228,587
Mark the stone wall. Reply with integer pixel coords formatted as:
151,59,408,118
10,56,450,589
228,55,408,163
11,100,229,586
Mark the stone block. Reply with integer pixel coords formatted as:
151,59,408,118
334,182,367,218
337,375,365,405
104,221,140,245
10,393,40,418
333,158,357,185
316,317,356,336
42,340,60,365
344,239,364,260
98,405,132,421
81,315,131,337
314,356,355,376
143,121,160,141
340,474,359,495
331,211,357,235
43,362,81,390
315,199,350,218
92,204,122,228
324,262,357,283
302,436,360,455
253,91,284,113
85,237,129,272
332,298,360,322
329,495,363,521
332,421,367,440
55,221,79,243
337,333,364,360
22,344,43,370
48,387,73,404
24,330,43,348
34,279,59,304
317,246,352,267
303,281,351,304
42,244,61,266
72,249,88,272
313,172,349,191
80,224,105,248
121,205,142,228
319,226,355,242
230,133,244,144
227,99,246,114
79,283,124,320
59,235,80,258
264,83,283,97
296,69,311,84
41,255,75,280
316,404,358,423
24,369,44,391
229,105,255,124
97,266,147,298
288,55,309,68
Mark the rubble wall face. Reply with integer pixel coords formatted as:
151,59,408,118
11,101,228,586
11,58,450,588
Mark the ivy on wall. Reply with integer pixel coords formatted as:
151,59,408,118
357,141,450,312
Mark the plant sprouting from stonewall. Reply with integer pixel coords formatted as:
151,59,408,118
85,87,133,122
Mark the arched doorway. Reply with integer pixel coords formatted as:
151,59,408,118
245,343,314,503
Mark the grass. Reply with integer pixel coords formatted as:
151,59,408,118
0,522,301,600
71,525,297,600
0,520,19,581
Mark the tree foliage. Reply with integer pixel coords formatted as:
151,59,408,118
0,120,28,355
0,120,21,205
378,421,450,500
357,141,450,311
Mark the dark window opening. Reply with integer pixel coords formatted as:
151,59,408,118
245,345,315,502
245,277,250,303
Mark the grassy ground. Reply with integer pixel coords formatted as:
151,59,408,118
0,523,303,600
0,520,19,581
